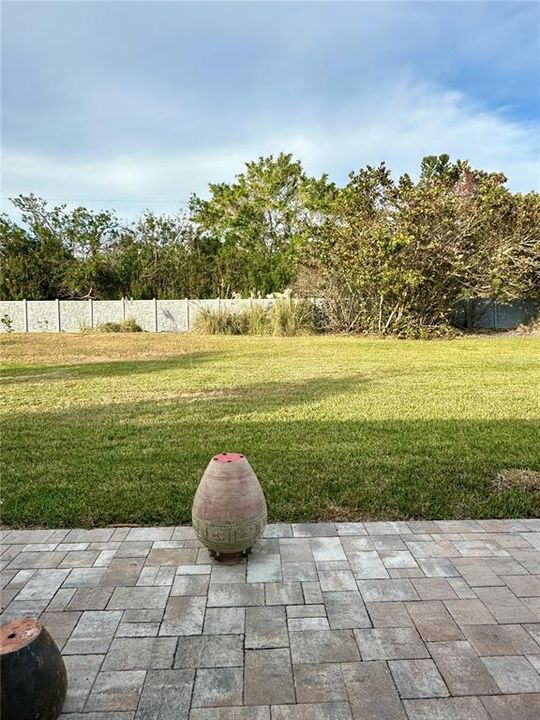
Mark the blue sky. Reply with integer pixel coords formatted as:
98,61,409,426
2,1,539,218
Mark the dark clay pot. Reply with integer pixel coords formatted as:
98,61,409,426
0,617,67,720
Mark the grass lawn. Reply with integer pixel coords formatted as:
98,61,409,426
1,333,539,527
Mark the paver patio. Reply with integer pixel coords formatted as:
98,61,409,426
1,519,540,719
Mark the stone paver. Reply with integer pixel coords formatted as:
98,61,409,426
1,521,540,717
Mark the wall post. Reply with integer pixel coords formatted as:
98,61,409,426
56,298,61,332
23,299,28,332
186,298,190,331
122,297,126,322
154,298,158,332
89,298,94,329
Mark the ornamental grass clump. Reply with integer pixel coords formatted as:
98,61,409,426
269,296,316,336
193,308,248,335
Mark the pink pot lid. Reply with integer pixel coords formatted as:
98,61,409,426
213,452,245,463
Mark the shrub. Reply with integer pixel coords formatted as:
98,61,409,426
193,308,247,335
96,317,143,333
269,297,316,336
244,303,271,335
193,298,317,336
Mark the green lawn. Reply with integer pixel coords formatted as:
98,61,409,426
1,333,539,527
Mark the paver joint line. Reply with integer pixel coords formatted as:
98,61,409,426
1,520,539,718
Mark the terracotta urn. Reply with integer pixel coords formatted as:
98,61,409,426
1,617,67,720
192,452,267,559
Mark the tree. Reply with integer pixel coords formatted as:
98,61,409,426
190,153,332,296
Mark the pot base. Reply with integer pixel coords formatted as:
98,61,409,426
210,547,252,565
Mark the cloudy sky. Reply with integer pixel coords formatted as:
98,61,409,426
2,1,539,218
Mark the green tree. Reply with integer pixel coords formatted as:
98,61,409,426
190,153,331,296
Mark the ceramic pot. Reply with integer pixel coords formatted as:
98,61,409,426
1,617,67,720
192,452,267,557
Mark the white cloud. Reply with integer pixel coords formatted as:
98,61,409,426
2,80,538,220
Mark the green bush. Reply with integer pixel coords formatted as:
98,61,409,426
96,317,143,333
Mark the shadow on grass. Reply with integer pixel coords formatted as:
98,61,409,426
0,351,223,384
2,378,539,526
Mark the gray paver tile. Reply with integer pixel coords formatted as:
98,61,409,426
282,562,317,581
210,564,246,584
444,599,497,625
411,578,458,600
116,622,160,637
68,587,113,610
288,616,330,631
137,566,176,587
271,703,352,720
64,568,107,587
336,522,367,535
481,694,540,720
311,537,346,561
192,667,244,707
190,708,270,720
263,523,293,538
366,601,413,627
462,623,540,656
174,634,243,667
64,529,115,544
287,604,326,618
427,640,500,696
115,542,152,558
16,568,70,600
203,607,245,635
403,697,490,719
145,548,198,566
279,538,314,563
47,587,77,610
406,601,463,641
159,596,206,636
349,551,388,579
100,559,145,587
207,582,264,607
136,669,194,720
85,670,146,712
244,648,295,705
265,582,303,605
354,627,429,660
318,569,357,592
416,558,460,577
341,660,407,720
473,585,538,623
245,606,288,648
502,573,540,597
292,523,337,537
389,658,448,698
62,654,104,712
7,551,67,569
125,527,173,542
63,610,123,654
247,554,281,583
357,578,419,601
323,591,371,629
171,574,209,596
452,561,505,587
302,581,323,604
290,629,360,663
482,655,540,692
108,586,169,610
102,637,177,670
40,610,81,649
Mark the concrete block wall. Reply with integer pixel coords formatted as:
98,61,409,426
0,298,276,333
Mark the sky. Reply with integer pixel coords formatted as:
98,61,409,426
1,0,539,219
